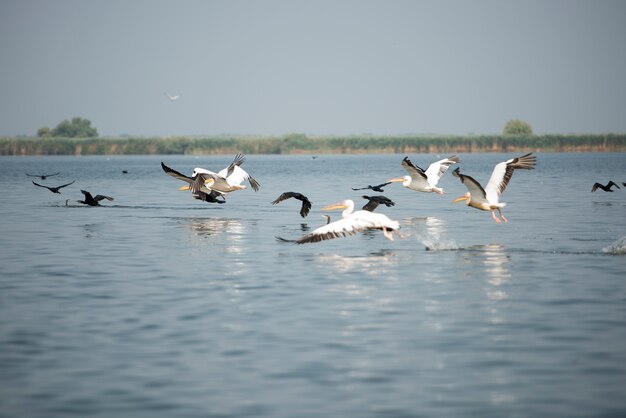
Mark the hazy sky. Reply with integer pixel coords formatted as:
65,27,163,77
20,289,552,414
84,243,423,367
1,0,625,137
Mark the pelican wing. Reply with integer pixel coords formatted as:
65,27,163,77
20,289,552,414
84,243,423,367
401,157,428,181
484,153,536,202
295,216,370,244
94,195,114,202
161,162,193,184
220,154,245,177
219,165,260,191
197,173,232,194
424,155,460,185
452,168,488,204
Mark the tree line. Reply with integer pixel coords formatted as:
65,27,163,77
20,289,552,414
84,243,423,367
2,133,625,155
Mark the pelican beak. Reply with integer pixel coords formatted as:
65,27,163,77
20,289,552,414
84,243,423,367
179,185,190,191
322,202,346,211
452,195,468,203
204,179,215,185
387,177,405,183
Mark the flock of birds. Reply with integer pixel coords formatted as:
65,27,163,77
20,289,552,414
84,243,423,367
158,153,538,244
28,172,114,206
29,153,624,244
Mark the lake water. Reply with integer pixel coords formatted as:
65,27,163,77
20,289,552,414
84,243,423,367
1,152,625,418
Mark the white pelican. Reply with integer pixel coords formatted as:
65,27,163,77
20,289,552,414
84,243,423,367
191,154,260,195
161,162,226,203
451,153,536,223
165,93,180,101
591,181,620,192
361,195,395,212
78,190,114,206
272,192,312,218
388,155,460,194
32,180,75,194
294,199,401,244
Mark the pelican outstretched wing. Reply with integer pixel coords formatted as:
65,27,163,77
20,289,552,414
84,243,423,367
484,153,536,202
401,157,428,181
425,155,460,185
161,162,193,184
452,168,488,204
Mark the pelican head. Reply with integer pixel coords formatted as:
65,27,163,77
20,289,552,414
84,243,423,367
452,192,471,204
388,175,411,187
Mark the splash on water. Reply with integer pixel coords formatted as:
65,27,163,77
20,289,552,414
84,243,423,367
602,235,626,255
422,237,460,251
417,217,460,251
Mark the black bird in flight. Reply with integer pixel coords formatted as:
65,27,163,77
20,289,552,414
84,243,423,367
26,172,60,180
351,181,392,193
591,181,620,192
361,195,395,212
32,180,75,194
271,192,312,218
78,190,114,206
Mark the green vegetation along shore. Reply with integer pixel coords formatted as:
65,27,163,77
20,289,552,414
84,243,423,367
1,134,625,156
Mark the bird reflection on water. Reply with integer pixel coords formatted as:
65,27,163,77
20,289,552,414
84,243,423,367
313,250,397,275
461,243,512,329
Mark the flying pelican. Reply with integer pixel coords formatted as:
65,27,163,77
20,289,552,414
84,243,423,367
388,155,460,194
26,172,60,180
293,199,401,244
451,153,536,223
189,154,260,196
161,162,226,203
32,180,75,194
165,93,180,101
351,181,392,192
272,192,312,218
591,181,620,192
78,190,114,206
361,195,395,212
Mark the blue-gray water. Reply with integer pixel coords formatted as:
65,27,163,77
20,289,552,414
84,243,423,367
1,153,625,418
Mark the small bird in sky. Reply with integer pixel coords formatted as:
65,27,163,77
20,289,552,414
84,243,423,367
32,180,75,194
165,93,180,101
26,172,60,180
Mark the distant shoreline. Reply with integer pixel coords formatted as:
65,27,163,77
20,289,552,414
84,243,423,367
1,134,625,156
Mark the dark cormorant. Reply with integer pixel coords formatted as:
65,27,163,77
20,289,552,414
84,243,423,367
591,181,620,192
78,190,114,206
361,195,395,212
26,172,60,180
351,181,392,192
32,180,75,194
271,192,312,218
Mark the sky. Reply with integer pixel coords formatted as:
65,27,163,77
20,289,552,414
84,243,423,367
1,0,625,137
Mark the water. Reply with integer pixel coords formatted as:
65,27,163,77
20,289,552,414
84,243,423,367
1,153,625,418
